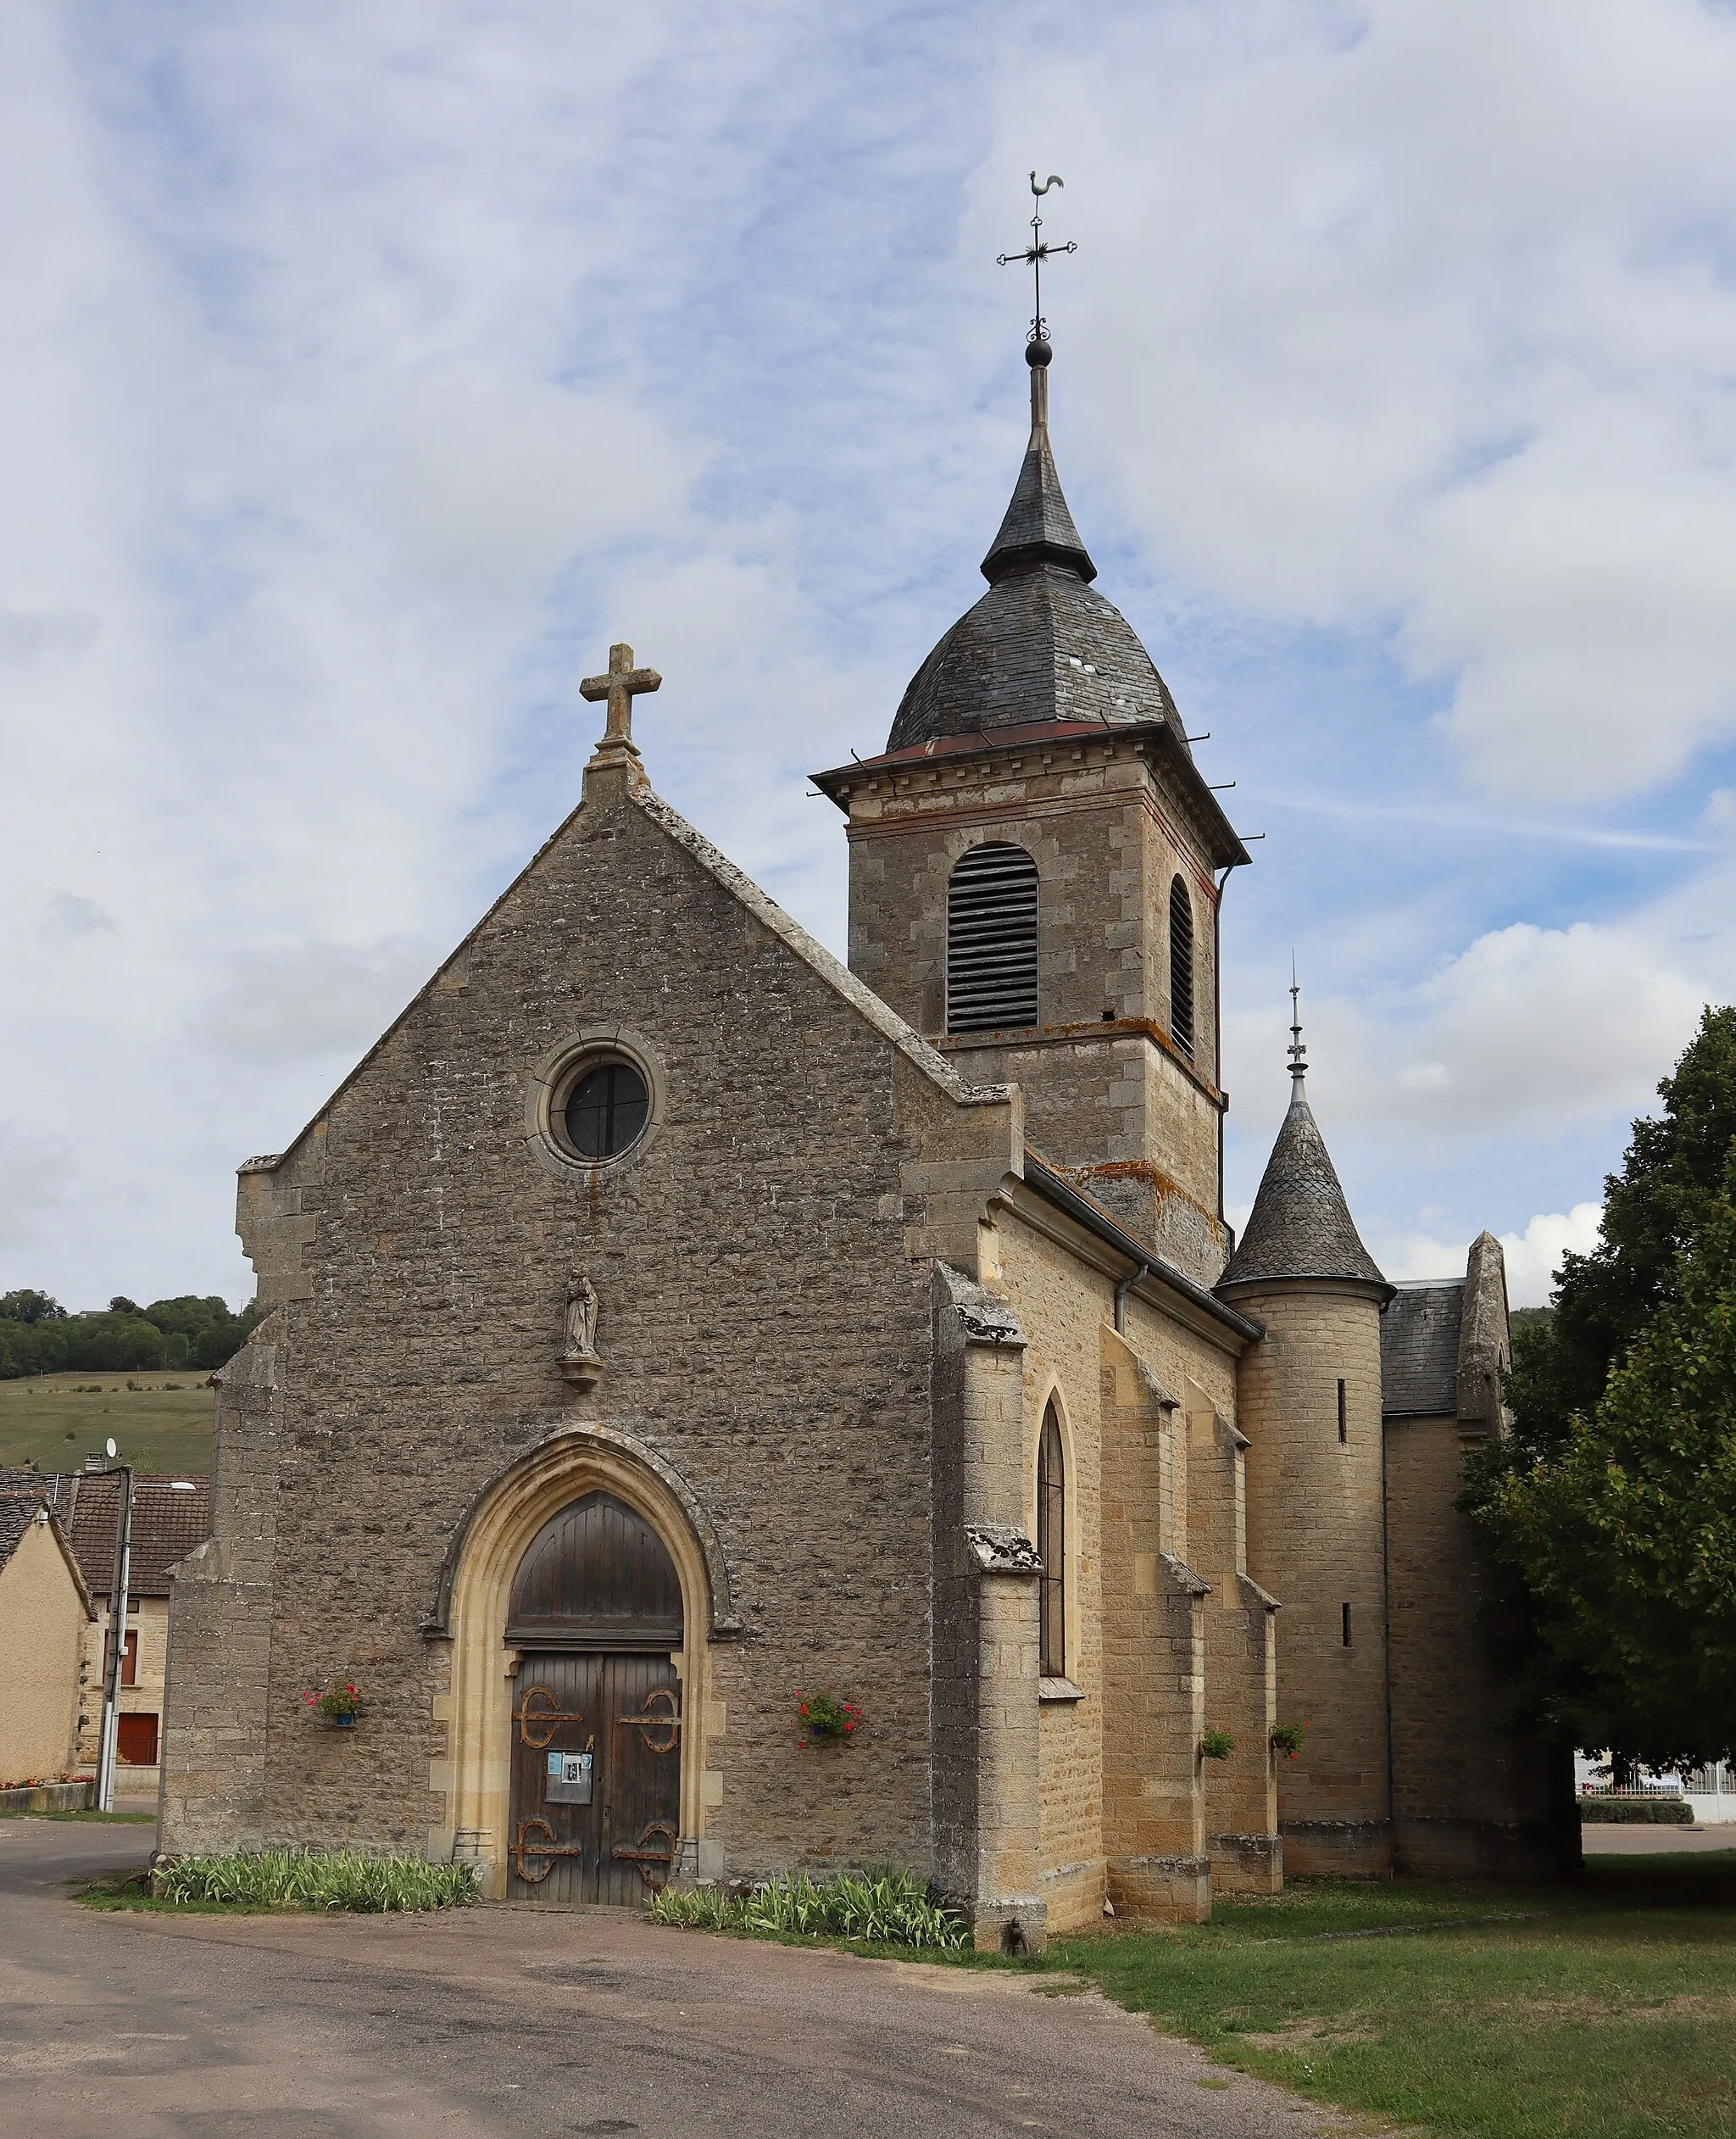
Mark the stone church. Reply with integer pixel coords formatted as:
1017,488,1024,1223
160,332,1574,1943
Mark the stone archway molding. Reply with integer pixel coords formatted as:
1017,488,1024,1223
422,1421,742,1641
430,1421,737,1897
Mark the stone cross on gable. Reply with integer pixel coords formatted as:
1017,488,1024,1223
581,641,661,756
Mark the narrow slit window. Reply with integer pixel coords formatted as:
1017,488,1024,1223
947,843,1039,1033
1038,1402,1066,1679
1337,1379,1348,1445
1168,875,1195,1060
1342,1602,1353,1647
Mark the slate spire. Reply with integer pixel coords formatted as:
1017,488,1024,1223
1218,983,1388,1295
882,337,1188,754
979,338,1097,586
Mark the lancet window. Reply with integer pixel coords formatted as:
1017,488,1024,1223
1037,1401,1066,1679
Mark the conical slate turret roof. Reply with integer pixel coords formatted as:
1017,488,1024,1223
1219,1005,1388,1295
885,340,1189,756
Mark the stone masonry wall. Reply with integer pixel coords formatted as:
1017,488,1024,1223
1188,1403,1280,1895
992,1207,1249,1925
160,1334,282,1852
168,760,1017,1880
1238,1284,1392,1875
837,733,1227,1273
1386,1414,1577,1879
1098,1327,1208,1921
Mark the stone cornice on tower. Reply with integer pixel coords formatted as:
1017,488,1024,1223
810,716,1248,876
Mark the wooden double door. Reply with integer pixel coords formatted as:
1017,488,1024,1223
507,1650,682,1903
505,1489,686,1903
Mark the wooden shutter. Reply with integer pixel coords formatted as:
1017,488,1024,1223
1169,875,1195,1060
947,844,1039,1033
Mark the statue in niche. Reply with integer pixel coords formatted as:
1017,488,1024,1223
559,1273,602,1389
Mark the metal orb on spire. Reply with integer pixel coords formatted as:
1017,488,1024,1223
997,170,1077,348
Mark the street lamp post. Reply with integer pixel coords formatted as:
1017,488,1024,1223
92,1441,134,1814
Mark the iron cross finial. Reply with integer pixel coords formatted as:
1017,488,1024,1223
997,170,1077,346
580,641,661,756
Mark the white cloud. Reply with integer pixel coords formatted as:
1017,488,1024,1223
0,1125,73,1248
989,0,1736,801
4,0,1736,1313
0,606,98,663
1228,916,1711,1145
41,893,116,939
1377,1200,1604,1307
196,938,439,1065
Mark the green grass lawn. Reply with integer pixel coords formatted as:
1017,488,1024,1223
1053,1853,1736,2139
0,1371,214,1476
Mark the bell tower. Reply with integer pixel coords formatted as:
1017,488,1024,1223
812,335,1247,1284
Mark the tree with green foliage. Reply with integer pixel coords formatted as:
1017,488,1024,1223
1504,1004,1736,1450
1464,1005,1736,1767
0,1290,67,1324
0,1286,255,1379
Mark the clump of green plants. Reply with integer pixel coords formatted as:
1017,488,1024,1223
153,1847,478,1913
1199,1729,1235,1760
794,1687,862,1746
651,1868,965,1948
1271,1720,1306,1760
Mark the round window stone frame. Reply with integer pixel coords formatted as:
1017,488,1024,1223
526,1024,666,1181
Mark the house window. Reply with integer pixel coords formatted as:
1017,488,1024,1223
947,844,1038,1033
1168,876,1195,1059
104,1628,139,1687
1038,1402,1066,1679
1337,1379,1348,1445
116,1713,159,1766
1342,1603,1353,1647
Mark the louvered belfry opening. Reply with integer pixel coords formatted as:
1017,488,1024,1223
1168,874,1196,1061
946,842,1039,1033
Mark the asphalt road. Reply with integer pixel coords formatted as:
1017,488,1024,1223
0,1819,1362,2139
1580,1821,1736,1853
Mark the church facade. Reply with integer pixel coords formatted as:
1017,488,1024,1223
160,336,1574,1943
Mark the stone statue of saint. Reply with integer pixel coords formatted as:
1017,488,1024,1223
559,1273,601,1386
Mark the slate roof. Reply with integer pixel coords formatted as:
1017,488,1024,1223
887,565,1188,754
981,416,1096,585
1218,1091,1388,1294
0,1492,48,1571
884,350,1191,758
1381,1282,1466,1416
62,1473,212,1598
0,1468,76,1522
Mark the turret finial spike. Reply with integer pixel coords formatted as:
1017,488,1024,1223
1288,956,1308,1099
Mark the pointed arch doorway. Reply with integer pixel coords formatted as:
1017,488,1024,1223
505,1490,684,1902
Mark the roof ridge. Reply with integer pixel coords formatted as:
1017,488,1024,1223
630,784,1014,1115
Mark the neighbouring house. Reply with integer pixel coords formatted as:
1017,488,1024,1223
0,1491,93,1785
0,1466,211,1798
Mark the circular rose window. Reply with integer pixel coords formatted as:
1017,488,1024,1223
559,1056,650,1161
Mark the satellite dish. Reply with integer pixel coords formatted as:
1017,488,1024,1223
105,1438,117,1459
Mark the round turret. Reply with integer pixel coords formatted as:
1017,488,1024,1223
1219,1011,1395,1878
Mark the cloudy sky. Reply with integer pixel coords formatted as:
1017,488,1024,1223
5,0,1736,1312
